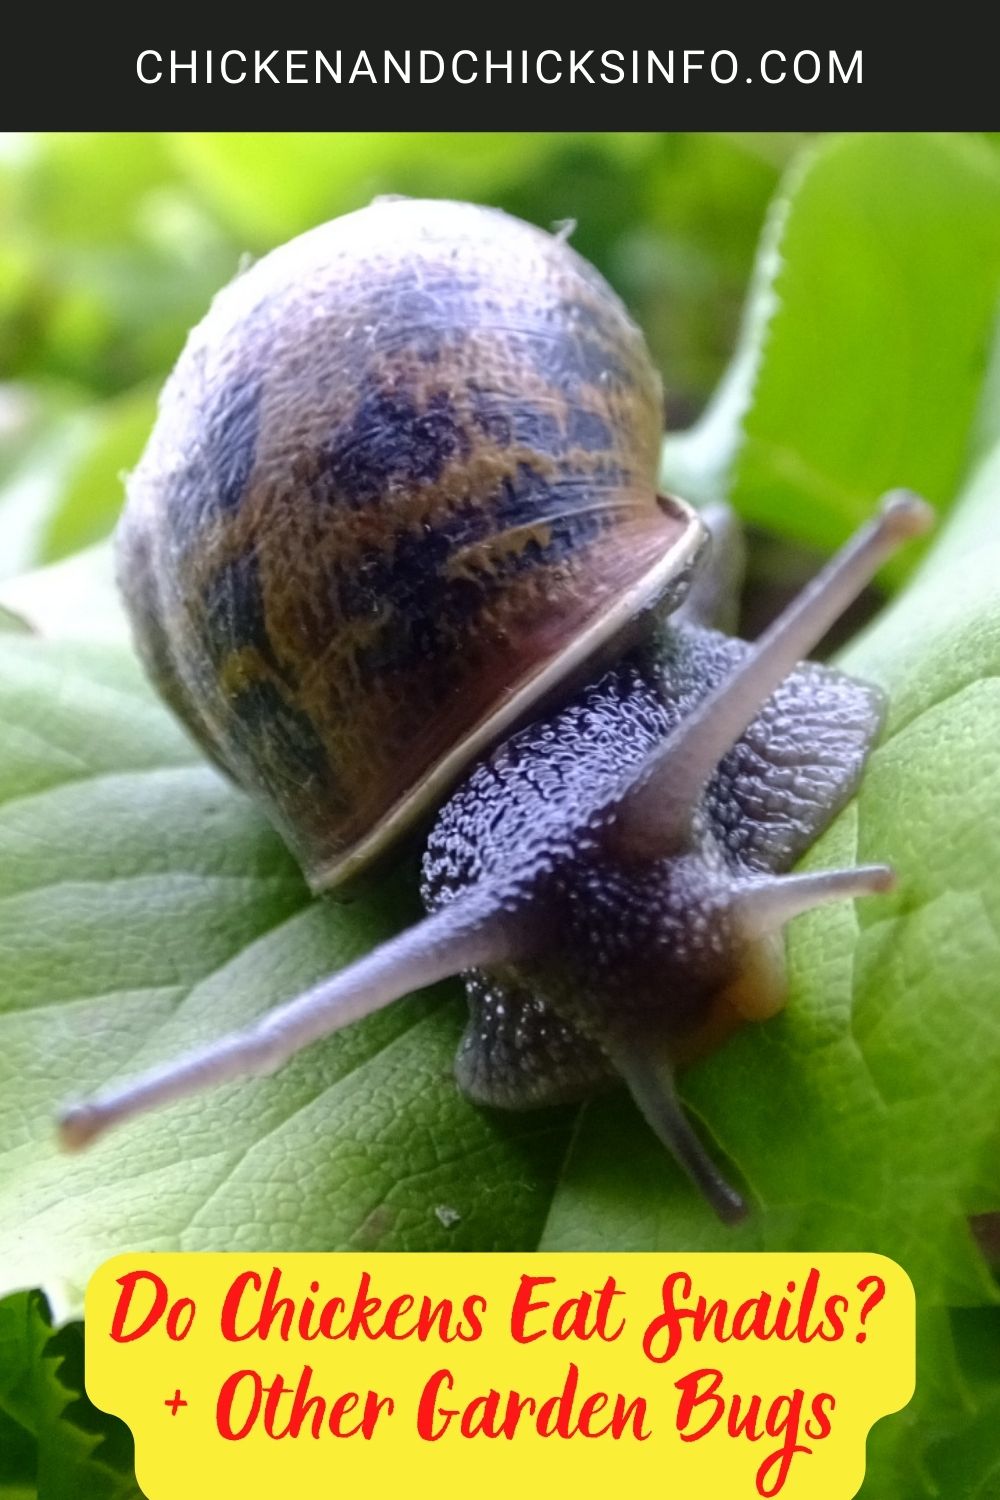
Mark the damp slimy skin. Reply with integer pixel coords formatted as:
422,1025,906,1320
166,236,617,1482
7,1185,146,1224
423,621,884,1110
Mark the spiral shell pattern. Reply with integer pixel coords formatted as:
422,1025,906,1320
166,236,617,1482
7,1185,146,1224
119,198,701,888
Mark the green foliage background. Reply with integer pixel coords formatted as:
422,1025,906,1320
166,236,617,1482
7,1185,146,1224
0,131,998,1498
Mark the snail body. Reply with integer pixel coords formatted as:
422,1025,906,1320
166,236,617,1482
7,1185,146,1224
61,199,931,1222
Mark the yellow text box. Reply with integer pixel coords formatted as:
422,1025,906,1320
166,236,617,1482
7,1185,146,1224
86,1253,914,1499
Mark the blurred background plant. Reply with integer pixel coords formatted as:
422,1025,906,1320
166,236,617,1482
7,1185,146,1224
0,131,798,578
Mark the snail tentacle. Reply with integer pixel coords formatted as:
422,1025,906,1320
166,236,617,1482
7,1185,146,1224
615,491,933,859
58,891,528,1151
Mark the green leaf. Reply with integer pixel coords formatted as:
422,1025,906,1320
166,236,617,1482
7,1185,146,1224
0,135,240,399
0,387,155,579
0,1291,140,1499
170,132,590,245
15,135,174,246
37,386,156,562
0,636,571,1322
0,543,127,644
0,406,93,580
663,133,1000,559
0,604,31,634
926,1395,1000,1500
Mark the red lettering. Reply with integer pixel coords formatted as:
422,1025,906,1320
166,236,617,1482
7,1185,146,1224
221,1272,259,1341
537,1362,579,1435
551,1279,626,1341
383,1294,416,1338
111,1270,168,1342
553,1295,589,1341
733,1295,770,1342
644,1272,692,1363
459,1295,486,1341
217,1369,261,1439
805,1393,835,1440
766,1392,802,1440
822,1297,848,1340
267,1367,314,1437
513,1277,625,1344
794,1271,817,1338
674,1367,725,1440
216,1367,393,1440
757,1441,812,1496
675,1369,829,1496
577,1391,610,1436
317,1295,348,1337
221,1267,299,1341
645,1269,852,1362
418,1369,455,1439
510,1276,556,1343
110,1270,193,1342
166,1297,196,1340
415,1366,649,1442
728,1391,764,1438
342,1272,384,1340
593,1278,627,1341
463,1388,514,1437
222,1270,485,1346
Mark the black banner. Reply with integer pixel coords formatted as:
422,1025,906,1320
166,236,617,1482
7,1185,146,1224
1,20,988,130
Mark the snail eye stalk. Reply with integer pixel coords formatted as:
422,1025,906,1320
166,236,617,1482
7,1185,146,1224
734,865,896,939
610,1040,747,1225
57,895,529,1151
615,492,933,860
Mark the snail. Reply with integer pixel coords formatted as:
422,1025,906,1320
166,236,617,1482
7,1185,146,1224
56,198,931,1222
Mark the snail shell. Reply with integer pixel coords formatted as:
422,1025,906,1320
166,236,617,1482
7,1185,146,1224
118,198,703,889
